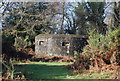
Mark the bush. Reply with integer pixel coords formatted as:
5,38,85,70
71,29,120,72
14,36,32,50
83,29,120,54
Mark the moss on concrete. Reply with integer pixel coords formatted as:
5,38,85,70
36,34,84,38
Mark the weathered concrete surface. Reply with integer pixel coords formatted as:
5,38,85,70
35,34,87,56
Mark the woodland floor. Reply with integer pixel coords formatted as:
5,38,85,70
14,62,112,80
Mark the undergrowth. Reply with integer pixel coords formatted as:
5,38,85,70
68,29,120,79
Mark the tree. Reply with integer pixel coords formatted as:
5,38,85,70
2,2,61,50
104,2,120,32
64,2,77,34
75,2,107,35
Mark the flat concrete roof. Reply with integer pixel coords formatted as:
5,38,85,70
36,34,87,38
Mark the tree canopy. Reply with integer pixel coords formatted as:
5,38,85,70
1,2,120,50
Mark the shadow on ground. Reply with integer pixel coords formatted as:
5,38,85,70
15,63,72,80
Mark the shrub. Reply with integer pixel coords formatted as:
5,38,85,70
14,36,32,50
71,29,120,72
83,29,120,54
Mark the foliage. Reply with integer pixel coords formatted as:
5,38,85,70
75,2,107,35
1,2,120,79
84,30,109,53
108,29,120,42
71,28,120,74
14,36,32,49
73,51,81,62
2,2,60,50
83,28,120,54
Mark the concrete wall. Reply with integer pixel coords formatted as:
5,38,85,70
35,35,87,56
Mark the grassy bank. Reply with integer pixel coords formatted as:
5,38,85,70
14,62,112,80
